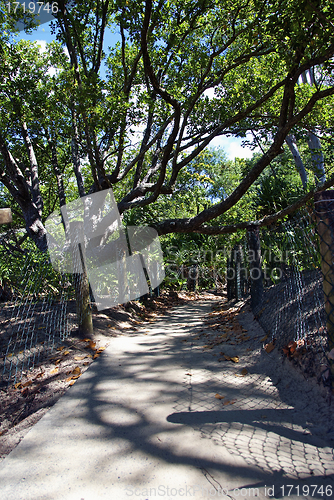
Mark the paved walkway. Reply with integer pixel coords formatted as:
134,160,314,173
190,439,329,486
0,300,333,500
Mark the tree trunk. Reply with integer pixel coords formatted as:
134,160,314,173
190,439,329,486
308,131,326,186
285,134,308,188
71,105,86,198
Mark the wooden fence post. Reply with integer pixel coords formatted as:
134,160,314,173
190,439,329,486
247,226,263,311
0,208,12,225
70,221,93,337
314,191,334,388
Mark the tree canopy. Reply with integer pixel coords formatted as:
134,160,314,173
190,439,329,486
1,0,334,251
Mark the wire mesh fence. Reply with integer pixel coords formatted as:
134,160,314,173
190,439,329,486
226,208,331,387
0,234,75,388
2,198,334,390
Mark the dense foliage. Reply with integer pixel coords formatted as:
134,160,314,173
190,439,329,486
0,0,334,260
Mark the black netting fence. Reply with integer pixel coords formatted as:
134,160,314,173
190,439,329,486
3,194,334,390
226,207,333,387
0,232,76,388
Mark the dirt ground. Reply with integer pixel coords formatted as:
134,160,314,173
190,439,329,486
1,290,333,462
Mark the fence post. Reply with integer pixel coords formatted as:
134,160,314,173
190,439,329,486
226,244,242,300
0,208,12,225
226,255,234,300
234,244,242,300
247,226,263,310
187,263,198,292
70,221,93,337
314,191,334,362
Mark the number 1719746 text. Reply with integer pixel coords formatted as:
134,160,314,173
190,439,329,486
6,2,59,14
280,485,332,497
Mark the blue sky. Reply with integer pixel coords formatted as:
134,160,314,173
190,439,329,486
17,20,256,161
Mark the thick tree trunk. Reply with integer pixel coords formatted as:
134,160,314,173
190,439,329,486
20,201,48,252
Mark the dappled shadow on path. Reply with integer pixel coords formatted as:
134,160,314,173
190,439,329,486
5,299,333,499
48,300,334,495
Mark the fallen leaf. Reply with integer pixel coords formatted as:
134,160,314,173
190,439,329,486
74,355,87,361
83,362,90,366
14,382,22,389
215,393,225,399
264,342,275,354
21,380,32,388
223,400,236,406
50,367,59,375
241,368,248,376
62,350,70,355
287,341,297,353
230,356,239,363
57,346,65,351
69,380,76,386
185,373,192,376
72,367,81,375
93,353,100,359
89,341,96,350
34,371,44,379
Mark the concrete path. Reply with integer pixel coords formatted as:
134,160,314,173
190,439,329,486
0,300,333,500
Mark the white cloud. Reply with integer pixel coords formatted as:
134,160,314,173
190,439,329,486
203,87,215,99
35,39,47,52
210,135,259,160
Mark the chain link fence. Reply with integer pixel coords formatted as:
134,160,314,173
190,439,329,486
0,233,75,388
226,206,333,387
